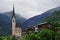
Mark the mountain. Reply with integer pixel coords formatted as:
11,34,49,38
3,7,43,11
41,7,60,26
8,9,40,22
3,11,27,23
0,11,27,35
22,6,60,30
0,6,60,35
41,9,60,24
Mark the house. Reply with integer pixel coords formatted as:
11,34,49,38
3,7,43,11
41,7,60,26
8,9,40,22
27,25,39,32
27,26,35,33
38,22,52,30
27,22,52,32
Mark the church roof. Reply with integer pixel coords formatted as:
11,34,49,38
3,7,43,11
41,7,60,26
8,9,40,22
16,23,21,28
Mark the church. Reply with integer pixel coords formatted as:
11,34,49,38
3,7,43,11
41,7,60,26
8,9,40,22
12,6,22,38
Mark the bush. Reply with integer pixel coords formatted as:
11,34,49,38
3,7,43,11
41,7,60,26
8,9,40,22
23,29,55,40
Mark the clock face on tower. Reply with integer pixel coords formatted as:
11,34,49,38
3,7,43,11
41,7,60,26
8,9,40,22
12,17,15,23
13,19,15,22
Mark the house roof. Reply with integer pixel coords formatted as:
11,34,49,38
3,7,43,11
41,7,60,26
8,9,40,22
38,22,51,25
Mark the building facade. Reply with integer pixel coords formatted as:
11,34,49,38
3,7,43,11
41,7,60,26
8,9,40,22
12,6,22,37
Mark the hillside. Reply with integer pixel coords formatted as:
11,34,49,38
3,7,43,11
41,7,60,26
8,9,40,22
40,9,60,28
22,6,60,30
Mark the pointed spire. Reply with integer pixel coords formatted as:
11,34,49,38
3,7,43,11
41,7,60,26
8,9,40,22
12,5,15,17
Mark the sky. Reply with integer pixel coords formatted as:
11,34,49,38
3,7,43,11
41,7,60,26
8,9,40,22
0,0,60,19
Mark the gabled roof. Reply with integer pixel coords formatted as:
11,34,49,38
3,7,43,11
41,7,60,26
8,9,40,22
16,23,22,28
38,22,51,25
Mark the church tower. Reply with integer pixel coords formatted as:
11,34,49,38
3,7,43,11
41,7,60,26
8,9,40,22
12,5,16,35
12,5,22,39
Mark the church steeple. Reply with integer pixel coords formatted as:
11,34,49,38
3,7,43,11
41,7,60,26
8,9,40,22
12,5,22,38
12,5,15,17
12,5,16,35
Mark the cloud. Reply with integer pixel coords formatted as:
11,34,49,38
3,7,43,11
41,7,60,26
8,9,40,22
0,0,13,12
0,0,60,19
18,11,42,18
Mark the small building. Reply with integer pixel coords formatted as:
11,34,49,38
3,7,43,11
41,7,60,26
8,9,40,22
15,24,22,37
27,25,38,32
27,22,52,32
27,26,35,33
38,22,52,30
35,26,39,32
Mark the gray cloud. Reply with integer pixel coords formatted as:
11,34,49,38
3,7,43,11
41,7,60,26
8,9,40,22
0,0,60,19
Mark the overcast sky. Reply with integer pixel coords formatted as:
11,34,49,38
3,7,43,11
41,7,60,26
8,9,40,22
0,0,60,19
